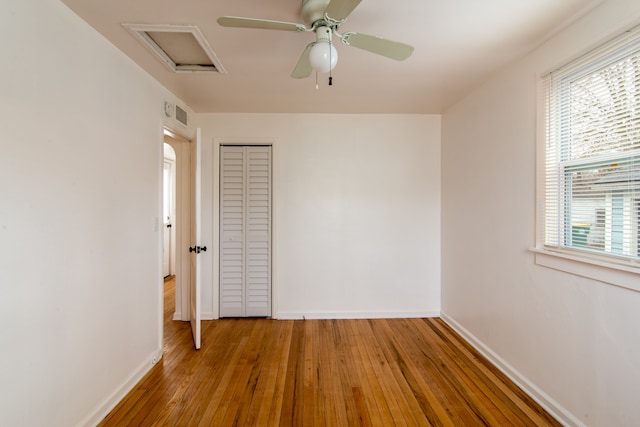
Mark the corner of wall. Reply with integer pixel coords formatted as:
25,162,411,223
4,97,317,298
439,312,583,427
79,347,163,427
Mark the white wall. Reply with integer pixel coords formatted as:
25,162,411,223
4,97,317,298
196,114,441,320
0,0,185,425
441,0,640,425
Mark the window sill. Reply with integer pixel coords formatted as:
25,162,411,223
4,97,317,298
530,247,640,293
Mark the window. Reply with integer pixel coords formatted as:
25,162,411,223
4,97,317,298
540,25,640,266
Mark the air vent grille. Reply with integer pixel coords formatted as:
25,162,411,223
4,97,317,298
175,105,188,126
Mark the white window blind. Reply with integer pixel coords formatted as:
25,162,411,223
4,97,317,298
541,24,640,264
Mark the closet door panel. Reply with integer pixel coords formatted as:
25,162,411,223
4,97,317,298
246,148,271,316
220,148,245,317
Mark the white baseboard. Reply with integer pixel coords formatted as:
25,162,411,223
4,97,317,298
440,312,583,427
275,310,440,320
171,311,216,321
78,348,163,427
201,311,217,320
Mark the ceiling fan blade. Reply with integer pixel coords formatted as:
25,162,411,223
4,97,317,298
291,43,314,78
341,32,414,61
217,16,306,32
324,0,363,21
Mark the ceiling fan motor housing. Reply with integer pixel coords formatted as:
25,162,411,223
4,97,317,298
302,0,331,26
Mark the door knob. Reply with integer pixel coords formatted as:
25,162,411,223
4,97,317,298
189,246,207,254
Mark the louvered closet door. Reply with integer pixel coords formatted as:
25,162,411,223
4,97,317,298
220,146,271,317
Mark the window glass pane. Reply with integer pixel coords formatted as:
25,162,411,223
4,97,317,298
563,53,640,160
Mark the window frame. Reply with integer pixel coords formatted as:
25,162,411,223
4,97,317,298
535,25,640,289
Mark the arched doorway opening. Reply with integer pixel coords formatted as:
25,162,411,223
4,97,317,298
163,129,191,321
163,142,176,278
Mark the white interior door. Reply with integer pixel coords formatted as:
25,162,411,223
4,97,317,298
220,146,271,318
189,129,202,349
162,160,173,277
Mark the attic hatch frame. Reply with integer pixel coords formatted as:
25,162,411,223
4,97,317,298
122,23,227,74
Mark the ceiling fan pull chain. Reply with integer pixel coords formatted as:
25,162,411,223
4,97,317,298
315,71,319,90
329,40,333,86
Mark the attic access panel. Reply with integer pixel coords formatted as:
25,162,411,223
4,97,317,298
123,24,226,74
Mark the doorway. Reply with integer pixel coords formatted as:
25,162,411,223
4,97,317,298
163,143,176,278
163,130,191,321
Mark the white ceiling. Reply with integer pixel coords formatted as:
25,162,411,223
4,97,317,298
61,0,602,114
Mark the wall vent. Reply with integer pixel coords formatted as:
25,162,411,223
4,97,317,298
175,105,188,127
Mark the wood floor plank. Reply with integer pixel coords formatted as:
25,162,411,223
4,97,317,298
374,319,458,427
409,319,518,425
381,319,490,424
319,320,349,427
98,278,562,427
352,320,400,426
343,320,383,425
253,320,293,426
332,320,369,427
279,319,305,426
424,319,558,426
369,320,434,426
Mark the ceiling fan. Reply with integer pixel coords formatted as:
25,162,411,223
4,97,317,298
217,0,414,82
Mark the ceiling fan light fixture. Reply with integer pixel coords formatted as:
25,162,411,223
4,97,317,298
309,41,338,73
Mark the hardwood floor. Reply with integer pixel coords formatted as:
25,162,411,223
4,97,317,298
99,278,560,426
